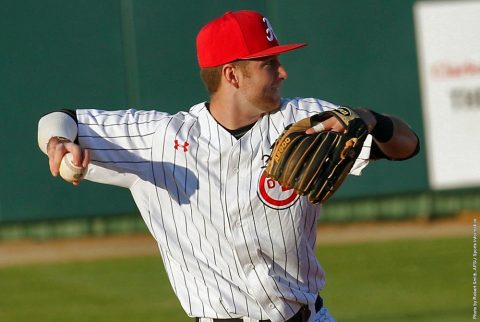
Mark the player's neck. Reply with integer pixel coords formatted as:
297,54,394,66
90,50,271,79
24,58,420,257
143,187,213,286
209,96,264,131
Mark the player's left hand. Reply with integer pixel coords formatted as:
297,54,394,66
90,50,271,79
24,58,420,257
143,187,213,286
305,116,346,134
264,107,369,203
305,108,376,135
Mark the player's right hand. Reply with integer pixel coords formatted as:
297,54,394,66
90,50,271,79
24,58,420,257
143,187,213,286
46,137,90,185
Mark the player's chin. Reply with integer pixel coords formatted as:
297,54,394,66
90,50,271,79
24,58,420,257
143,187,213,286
253,92,281,112
259,99,280,112
267,95,282,110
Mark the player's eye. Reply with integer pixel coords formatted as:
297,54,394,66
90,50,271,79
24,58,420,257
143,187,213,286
263,58,278,68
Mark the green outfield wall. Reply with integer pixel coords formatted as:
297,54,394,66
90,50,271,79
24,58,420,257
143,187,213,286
1,0,477,227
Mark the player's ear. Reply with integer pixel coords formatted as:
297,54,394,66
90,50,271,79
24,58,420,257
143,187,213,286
222,64,240,88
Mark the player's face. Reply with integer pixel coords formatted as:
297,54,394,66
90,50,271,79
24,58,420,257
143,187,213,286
238,56,288,112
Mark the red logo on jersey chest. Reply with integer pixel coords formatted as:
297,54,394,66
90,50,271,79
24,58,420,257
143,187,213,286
257,172,299,209
174,140,189,152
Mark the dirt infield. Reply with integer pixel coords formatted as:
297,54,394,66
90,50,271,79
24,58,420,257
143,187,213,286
0,212,476,268
316,212,476,244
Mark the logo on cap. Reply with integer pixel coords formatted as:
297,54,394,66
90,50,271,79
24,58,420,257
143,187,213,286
263,17,277,42
196,10,306,68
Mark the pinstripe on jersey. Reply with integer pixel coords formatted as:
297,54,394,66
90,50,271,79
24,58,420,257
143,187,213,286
76,98,371,322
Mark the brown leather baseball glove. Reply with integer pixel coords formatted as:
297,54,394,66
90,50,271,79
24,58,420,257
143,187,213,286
264,107,369,204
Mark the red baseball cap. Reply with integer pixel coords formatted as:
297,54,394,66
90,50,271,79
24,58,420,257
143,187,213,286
196,10,306,68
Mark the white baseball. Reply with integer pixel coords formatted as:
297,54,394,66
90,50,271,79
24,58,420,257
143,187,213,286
59,152,86,183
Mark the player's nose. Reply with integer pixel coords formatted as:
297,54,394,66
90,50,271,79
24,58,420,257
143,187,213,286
278,64,288,80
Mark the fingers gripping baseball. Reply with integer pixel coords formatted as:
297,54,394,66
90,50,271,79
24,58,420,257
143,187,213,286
47,138,90,185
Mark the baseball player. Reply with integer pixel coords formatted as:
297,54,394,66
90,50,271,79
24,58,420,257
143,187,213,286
37,10,419,322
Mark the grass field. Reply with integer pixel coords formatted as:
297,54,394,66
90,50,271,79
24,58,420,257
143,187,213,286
0,236,472,322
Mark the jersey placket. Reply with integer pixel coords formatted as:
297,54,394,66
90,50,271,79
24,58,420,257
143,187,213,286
221,127,284,322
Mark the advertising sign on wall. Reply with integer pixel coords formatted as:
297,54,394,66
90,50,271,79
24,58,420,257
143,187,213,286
414,0,480,189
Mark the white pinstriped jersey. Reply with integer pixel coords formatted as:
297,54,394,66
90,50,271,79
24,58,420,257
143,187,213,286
76,97,371,322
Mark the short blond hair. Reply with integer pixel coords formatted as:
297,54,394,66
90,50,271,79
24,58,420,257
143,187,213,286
199,60,250,95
